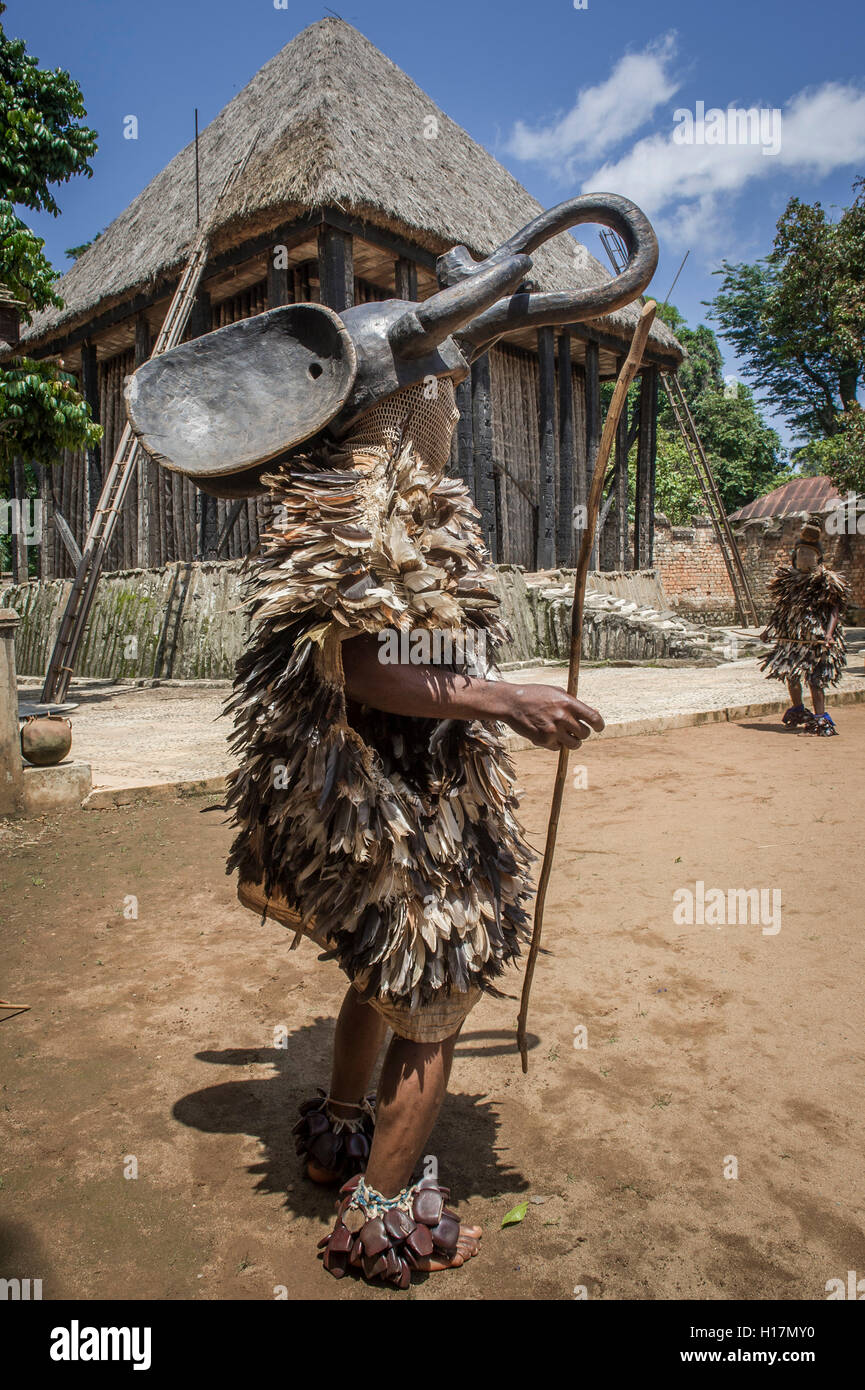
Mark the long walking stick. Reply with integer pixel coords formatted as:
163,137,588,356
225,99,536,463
516,301,657,1072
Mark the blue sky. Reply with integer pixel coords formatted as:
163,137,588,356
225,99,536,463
8,0,865,450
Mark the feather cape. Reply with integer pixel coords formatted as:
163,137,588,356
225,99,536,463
760,564,849,686
223,436,534,1009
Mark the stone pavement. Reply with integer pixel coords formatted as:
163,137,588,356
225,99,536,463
18,653,865,806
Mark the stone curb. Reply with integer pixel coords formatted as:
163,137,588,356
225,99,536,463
79,686,865,808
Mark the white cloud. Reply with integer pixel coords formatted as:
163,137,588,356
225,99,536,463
584,81,865,247
506,34,680,166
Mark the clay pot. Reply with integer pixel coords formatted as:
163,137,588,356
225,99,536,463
20,714,72,767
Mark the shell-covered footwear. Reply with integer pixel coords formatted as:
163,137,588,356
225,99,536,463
293,1089,376,1183
782,703,810,727
803,713,839,736
319,1174,463,1289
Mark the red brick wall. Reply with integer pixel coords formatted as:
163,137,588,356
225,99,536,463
650,512,865,626
653,516,737,623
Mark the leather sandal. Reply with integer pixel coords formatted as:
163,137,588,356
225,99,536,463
319,1174,463,1289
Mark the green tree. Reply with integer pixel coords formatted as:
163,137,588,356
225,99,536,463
709,178,865,443
0,1,101,520
651,301,786,521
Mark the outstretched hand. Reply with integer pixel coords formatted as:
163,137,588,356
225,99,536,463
500,683,605,750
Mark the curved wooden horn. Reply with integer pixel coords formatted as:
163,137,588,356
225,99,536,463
454,193,658,359
388,253,533,359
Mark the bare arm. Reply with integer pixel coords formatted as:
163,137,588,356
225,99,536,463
341,632,604,751
824,605,841,643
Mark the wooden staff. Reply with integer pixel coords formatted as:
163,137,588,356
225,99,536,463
516,301,657,1072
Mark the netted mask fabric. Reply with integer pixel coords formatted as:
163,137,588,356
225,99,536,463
340,378,461,472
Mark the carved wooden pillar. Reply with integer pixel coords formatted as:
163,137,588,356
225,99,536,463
471,353,496,560
394,257,417,301
634,365,658,568
557,330,575,568
317,225,354,312
80,340,101,522
536,327,556,571
134,315,152,568
455,375,474,498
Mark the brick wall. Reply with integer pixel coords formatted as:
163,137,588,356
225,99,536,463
652,516,737,623
649,512,865,626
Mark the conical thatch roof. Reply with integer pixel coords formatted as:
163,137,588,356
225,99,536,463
24,17,681,358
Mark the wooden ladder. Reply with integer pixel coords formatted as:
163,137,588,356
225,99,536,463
41,137,258,704
660,371,759,627
599,227,759,628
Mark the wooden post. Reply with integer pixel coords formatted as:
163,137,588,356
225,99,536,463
32,462,55,581
267,247,292,308
455,376,474,498
471,353,496,560
634,365,659,568
394,257,417,302
536,327,557,571
614,362,630,570
184,293,218,559
557,330,575,567
0,608,23,816
584,340,600,571
317,225,354,312
134,316,152,568
80,340,101,522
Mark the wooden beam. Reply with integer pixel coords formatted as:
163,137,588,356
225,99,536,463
266,247,292,308
564,320,680,372
615,360,630,570
455,375,474,499
134,316,152,568
536,327,557,570
557,330,575,567
317,226,354,312
394,257,418,301
52,508,83,568
584,340,600,567
471,353,497,560
80,339,101,522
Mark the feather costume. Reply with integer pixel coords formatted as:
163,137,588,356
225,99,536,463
760,564,849,687
224,381,534,1020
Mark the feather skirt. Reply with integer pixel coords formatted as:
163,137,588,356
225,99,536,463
223,438,535,1010
760,565,849,686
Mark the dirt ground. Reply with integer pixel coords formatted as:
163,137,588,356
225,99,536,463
1,707,863,1302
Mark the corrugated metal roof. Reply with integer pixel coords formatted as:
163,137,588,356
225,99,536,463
730,476,842,521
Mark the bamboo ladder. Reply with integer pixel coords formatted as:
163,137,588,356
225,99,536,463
41,136,259,704
598,228,759,627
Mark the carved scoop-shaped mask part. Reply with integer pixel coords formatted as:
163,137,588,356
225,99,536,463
124,303,357,478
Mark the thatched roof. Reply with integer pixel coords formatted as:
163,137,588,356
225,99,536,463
24,17,681,360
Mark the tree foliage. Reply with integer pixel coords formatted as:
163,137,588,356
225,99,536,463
0,1,97,215
0,2,101,497
651,301,786,522
709,178,865,443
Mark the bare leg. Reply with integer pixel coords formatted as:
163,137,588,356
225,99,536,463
787,678,804,708
809,682,826,717
364,1029,481,1270
305,986,387,1184
329,986,387,1113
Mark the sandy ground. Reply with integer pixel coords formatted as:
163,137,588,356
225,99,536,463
1,707,863,1302
18,655,865,791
